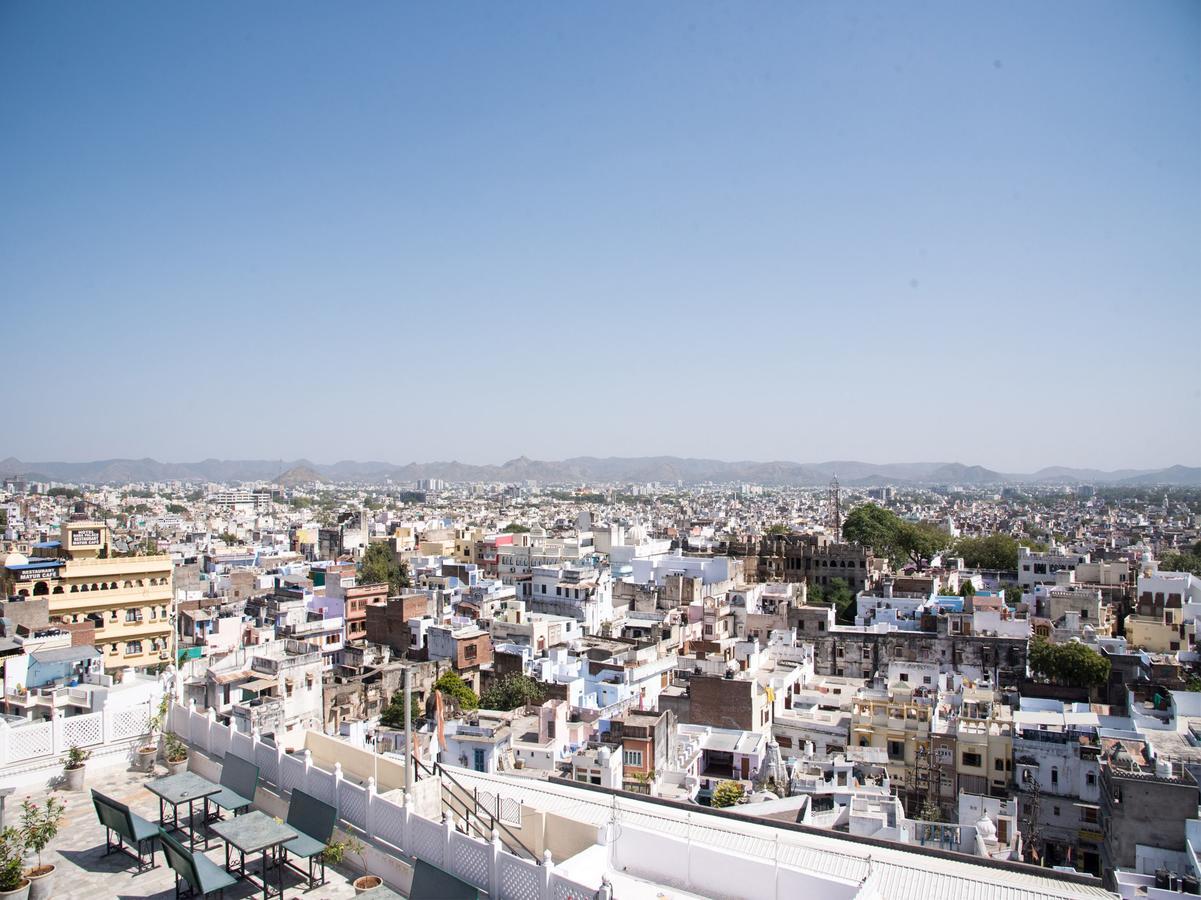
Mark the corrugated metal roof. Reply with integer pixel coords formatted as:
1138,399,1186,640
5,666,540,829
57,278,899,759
445,767,1114,900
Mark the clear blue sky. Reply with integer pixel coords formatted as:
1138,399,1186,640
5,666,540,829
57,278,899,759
1,1,1197,471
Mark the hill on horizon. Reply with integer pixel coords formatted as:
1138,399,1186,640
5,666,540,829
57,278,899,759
0,455,1197,487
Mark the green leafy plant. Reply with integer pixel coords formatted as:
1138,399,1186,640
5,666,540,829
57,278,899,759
322,836,366,870
20,797,65,874
711,780,745,808
480,674,545,711
0,827,26,892
63,744,91,771
163,732,188,763
434,671,479,712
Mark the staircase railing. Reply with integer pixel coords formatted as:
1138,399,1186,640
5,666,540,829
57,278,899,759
427,760,539,863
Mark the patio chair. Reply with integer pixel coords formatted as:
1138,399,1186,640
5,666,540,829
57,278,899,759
410,858,480,898
91,789,159,872
205,752,260,823
159,828,239,899
283,788,337,888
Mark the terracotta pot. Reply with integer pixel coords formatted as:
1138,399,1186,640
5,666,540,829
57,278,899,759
24,865,53,900
165,757,188,776
0,878,30,900
353,875,382,895
64,765,85,791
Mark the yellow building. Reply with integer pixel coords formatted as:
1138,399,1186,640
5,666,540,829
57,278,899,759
1,521,174,672
947,688,1013,798
850,684,934,807
1125,613,1195,654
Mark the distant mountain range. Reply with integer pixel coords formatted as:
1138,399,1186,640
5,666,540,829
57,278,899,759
0,455,1198,487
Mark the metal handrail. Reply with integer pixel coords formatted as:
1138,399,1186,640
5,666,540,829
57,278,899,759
433,762,539,863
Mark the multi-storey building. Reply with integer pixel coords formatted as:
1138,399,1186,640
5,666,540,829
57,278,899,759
849,679,938,813
754,532,879,592
208,489,273,511
811,618,1029,686
1011,701,1103,874
1017,546,1091,590
1,519,174,672
1098,737,1200,874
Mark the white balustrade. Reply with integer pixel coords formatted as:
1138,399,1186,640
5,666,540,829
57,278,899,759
165,704,584,900
0,700,156,769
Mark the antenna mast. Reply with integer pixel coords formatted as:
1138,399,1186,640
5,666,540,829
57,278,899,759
829,476,841,542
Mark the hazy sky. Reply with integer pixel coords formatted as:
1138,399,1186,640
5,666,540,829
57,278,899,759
1,2,1197,471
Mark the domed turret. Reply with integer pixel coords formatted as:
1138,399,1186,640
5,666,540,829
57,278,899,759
975,811,997,845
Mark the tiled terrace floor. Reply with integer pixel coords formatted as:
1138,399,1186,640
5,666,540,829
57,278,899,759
9,763,376,899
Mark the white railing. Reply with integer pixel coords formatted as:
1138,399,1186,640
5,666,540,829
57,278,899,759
0,700,155,770
170,702,604,900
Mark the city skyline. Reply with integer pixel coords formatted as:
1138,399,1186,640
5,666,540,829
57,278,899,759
1,1,1197,469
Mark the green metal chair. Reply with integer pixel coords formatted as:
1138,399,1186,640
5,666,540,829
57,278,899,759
410,858,480,898
159,828,239,899
283,788,337,889
205,752,260,823
91,789,159,872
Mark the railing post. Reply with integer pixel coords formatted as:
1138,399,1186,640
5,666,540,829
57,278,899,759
101,705,115,745
488,829,501,899
333,762,343,815
273,740,284,788
399,791,411,855
50,711,64,757
301,748,312,794
365,777,377,836
206,708,217,754
540,849,554,899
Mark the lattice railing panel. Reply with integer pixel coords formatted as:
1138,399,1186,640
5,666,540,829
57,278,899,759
450,831,490,890
8,723,53,762
62,712,104,748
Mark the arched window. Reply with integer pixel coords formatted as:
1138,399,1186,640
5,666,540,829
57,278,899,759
52,586,64,594
110,582,118,590
16,589,28,597
124,581,133,589
70,585,78,593
80,584,89,592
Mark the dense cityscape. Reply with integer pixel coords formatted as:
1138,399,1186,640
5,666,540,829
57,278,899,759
0,459,1198,898
2,1,1196,898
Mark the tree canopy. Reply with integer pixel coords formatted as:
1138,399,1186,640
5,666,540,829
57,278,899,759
1028,638,1110,688
1162,541,1201,577
434,671,478,712
358,542,411,595
841,504,950,567
809,578,856,624
501,523,530,534
480,674,545,711
379,690,423,728
954,534,1020,571
711,781,745,808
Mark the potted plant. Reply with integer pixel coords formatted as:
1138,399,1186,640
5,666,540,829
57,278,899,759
61,745,90,792
20,798,63,900
324,837,380,895
163,732,188,776
136,704,164,773
0,827,28,900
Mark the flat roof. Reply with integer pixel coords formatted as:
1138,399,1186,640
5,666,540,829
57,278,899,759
29,645,101,664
